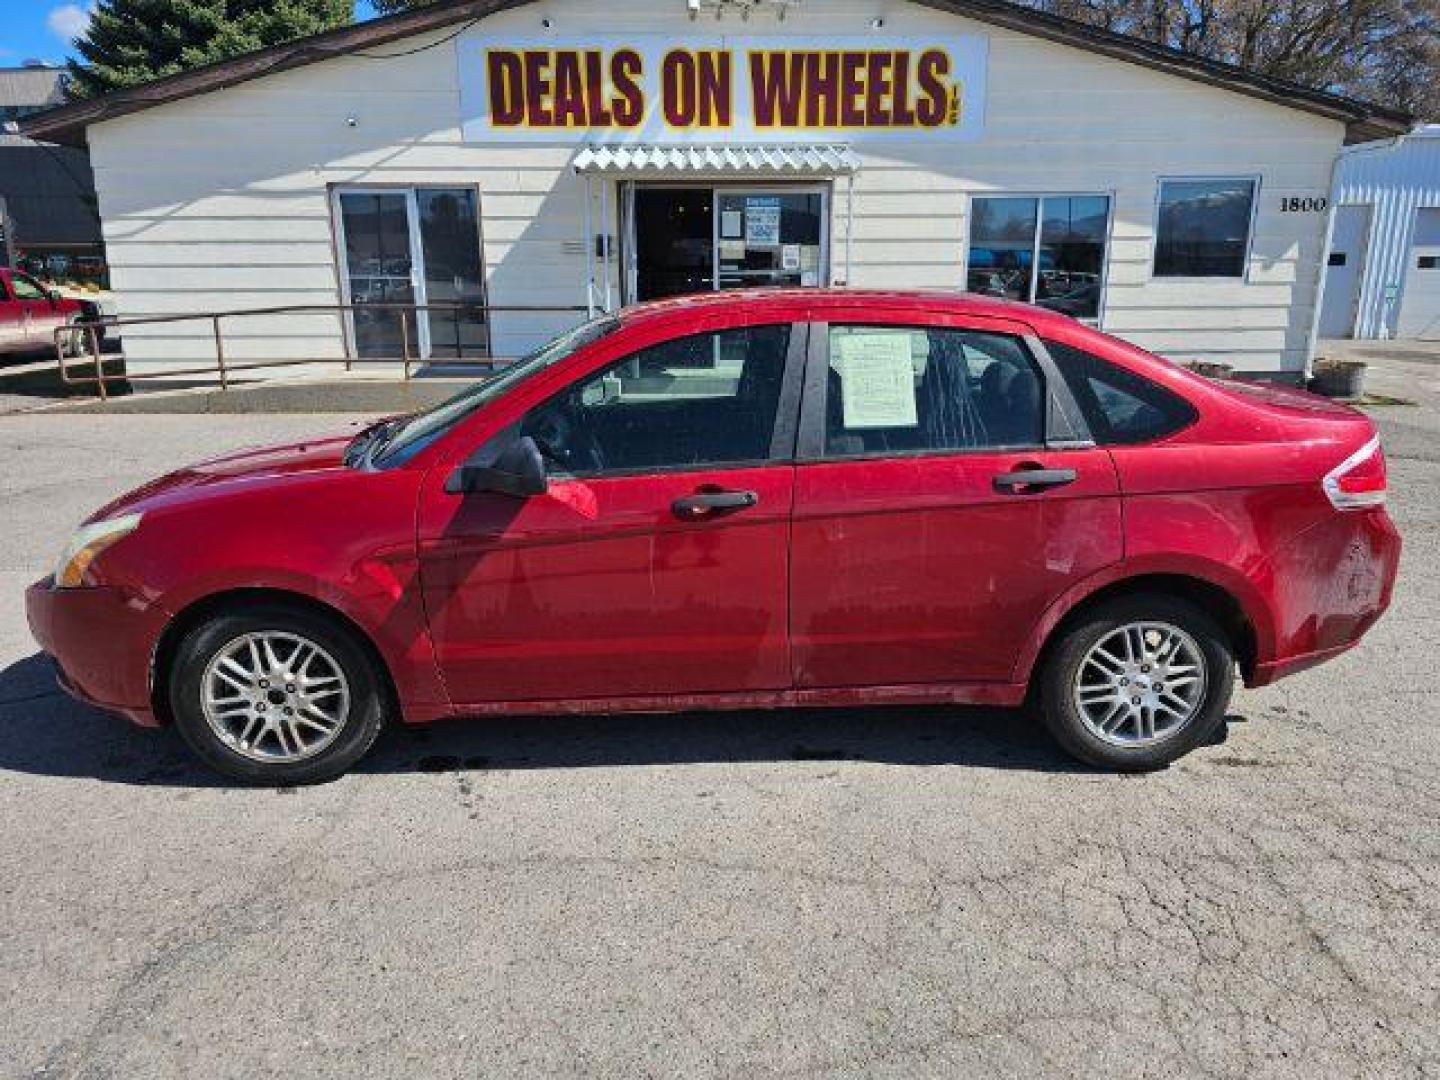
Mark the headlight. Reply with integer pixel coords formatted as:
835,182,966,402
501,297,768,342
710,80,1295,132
53,513,143,588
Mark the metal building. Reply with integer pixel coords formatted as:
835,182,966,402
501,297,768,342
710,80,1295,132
0,64,105,280
1321,125,1440,341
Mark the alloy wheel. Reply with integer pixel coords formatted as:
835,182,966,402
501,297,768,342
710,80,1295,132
1073,621,1207,747
201,632,351,763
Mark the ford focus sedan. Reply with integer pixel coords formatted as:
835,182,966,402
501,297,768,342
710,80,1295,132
27,290,1399,783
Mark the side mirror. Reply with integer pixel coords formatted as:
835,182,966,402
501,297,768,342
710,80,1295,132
47,289,62,305
445,434,548,498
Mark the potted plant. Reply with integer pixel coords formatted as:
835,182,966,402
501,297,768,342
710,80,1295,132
1183,360,1234,379
1310,357,1367,400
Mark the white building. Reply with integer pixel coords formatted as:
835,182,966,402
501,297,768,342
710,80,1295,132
1320,125,1440,341
23,0,1408,379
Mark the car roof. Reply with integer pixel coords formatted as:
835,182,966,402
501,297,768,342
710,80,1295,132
617,287,1074,331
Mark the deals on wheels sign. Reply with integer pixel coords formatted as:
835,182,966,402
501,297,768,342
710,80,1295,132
458,34,988,143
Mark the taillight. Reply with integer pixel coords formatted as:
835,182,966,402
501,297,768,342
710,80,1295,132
1323,435,1387,510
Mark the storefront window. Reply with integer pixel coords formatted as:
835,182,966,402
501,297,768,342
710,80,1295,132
335,187,487,360
1153,178,1256,278
967,195,1110,320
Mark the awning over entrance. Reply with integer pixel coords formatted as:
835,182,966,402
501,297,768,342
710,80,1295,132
573,144,861,176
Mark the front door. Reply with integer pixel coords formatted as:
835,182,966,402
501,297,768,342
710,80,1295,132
418,319,804,704
8,271,60,350
789,314,1123,689
626,185,828,302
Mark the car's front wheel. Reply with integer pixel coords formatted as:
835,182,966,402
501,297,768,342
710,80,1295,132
168,604,387,784
1037,595,1234,771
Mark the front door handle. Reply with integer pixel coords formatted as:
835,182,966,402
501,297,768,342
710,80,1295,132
672,489,759,519
993,467,1078,493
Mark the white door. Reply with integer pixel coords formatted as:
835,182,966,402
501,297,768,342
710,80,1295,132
1319,205,1370,339
1397,208,1440,341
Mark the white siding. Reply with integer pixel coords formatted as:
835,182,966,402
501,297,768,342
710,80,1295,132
87,0,1345,374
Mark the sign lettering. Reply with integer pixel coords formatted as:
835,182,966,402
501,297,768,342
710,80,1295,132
460,34,988,143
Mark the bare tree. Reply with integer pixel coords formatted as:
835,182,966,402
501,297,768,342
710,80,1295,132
1025,0,1438,118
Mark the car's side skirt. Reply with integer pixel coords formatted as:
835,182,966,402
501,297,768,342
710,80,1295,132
434,681,1029,722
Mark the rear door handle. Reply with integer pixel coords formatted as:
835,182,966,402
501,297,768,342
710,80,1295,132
993,467,1078,493
672,490,759,519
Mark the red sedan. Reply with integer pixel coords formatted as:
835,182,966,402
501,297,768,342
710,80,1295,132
27,290,1399,783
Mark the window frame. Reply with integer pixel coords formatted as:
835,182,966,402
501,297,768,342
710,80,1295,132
1042,337,1199,446
1150,174,1262,282
9,272,48,301
516,319,809,481
796,317,1094,464
962,190,1116,328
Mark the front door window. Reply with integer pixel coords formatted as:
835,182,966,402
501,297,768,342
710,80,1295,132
521,323,793,474
335,188,488,360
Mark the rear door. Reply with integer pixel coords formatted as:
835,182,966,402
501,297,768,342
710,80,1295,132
789,310,1122,689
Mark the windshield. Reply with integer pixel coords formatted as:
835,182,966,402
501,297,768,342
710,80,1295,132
369,314,621,466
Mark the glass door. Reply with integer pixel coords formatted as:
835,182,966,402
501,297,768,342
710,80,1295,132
335,187,488,360
631,187,714,302
336,190,422,359
714,188,827,292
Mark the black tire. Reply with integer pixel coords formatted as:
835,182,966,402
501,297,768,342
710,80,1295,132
168,603,387,785
1037,595,1235,771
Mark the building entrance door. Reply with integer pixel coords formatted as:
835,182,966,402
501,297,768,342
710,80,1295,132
1319,205,1371,339
333,187,488,360
627,185,828,303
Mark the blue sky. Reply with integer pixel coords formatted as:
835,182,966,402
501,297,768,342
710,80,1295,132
1,2,384,68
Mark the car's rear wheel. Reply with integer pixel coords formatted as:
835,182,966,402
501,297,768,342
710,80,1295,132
1037,595,1234,771
169,604,386,784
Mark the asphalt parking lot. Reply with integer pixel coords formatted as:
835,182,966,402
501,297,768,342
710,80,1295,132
1,391,1437,1078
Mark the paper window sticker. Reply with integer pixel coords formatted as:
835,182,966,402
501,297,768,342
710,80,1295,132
834,332,920,429
720,210,743,239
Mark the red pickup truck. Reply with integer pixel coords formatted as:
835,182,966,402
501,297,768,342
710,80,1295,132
0,267,97,357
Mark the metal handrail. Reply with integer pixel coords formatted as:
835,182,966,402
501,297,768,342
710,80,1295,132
54,301,592,401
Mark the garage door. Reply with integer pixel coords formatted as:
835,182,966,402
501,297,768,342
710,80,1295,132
1398,207,1440,340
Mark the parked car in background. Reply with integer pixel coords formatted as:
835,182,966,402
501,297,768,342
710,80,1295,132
0,267,97,357
27,289,1400,784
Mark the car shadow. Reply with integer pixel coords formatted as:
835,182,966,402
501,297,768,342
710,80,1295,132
0,652,1235,788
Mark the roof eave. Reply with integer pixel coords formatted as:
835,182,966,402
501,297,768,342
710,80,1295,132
18,0,1413,148
21,0,522,146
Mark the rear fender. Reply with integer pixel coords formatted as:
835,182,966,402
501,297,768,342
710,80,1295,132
1011,555,1277,687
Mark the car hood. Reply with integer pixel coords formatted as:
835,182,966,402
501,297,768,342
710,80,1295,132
89,432,358,521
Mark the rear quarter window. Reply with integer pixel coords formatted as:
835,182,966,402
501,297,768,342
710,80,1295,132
1046,340,1196,445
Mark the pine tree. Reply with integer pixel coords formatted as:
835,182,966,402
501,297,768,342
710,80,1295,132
66,0,354,99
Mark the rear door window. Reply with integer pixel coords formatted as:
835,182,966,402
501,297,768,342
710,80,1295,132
1046,339,1196,444
822,325,1044,457
521,323,794,475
